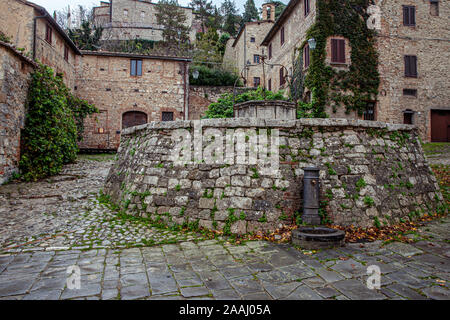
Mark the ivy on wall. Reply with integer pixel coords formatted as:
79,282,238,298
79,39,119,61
19,64,97,181
293,0,380,118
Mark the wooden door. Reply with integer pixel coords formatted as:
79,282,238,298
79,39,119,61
431,110,450,142
122,111,147,129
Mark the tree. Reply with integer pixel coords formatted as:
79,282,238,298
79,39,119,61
273,1,287,20
155,0,190,44
194,29,222,65
220,0,241,37
190,0,214,33
242,0,259,23
68,20,103,51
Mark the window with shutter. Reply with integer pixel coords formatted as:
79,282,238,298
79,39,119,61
268,43,272,59
280,68,285,86
130,59,143,76
304,44,310,68
430,1,439,16
253,77,260,88
280,27,285,45
268,79,272,91
403,6,416,26
404,55,417,78
331,39,345,63
64,45,69,62
304,0,310,16
253,54,260,64
45,25,52,44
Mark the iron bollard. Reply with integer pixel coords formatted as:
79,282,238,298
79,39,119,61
302,167,321,225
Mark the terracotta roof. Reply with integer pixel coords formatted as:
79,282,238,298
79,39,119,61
261,0,300,46
0,40,38,67
81,50,192,62
18,0,82,55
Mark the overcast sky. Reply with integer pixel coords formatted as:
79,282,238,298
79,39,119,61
32,0,287,15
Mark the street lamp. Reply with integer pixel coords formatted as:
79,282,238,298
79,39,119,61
308,38,316,50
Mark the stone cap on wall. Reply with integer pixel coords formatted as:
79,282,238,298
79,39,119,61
234,100,297,120
122,118,417,136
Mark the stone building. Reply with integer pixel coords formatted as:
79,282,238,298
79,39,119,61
0,0,82,88
0,41,36,184
93,0,197,43
75,51,191,150
259,0,450,142
225,3,275,88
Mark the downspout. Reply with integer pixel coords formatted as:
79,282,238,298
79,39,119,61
183,62,189,120
33,12,48,60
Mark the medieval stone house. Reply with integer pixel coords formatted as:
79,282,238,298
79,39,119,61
93,0,198,43
257,0,449,142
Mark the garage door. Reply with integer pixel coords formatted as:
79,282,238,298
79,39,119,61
431,110,450,142
122,111,148,129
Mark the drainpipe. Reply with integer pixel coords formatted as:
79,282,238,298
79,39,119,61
183,62,189,120
33,13,48,60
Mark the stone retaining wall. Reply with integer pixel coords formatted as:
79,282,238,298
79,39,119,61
104,118,444,234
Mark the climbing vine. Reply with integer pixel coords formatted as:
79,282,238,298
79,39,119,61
293,0,380,118
19,64,97,181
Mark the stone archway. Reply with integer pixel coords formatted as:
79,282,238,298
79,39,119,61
122,111,148,130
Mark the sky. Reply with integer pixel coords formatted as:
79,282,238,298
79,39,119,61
32,0,287,15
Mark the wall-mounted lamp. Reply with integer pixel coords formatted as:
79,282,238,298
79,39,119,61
192,69,199,79
308,38,317,50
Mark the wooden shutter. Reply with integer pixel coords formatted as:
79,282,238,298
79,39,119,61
304,44,310,68
404,55,417,77
281,27,285,45
269,43,272,59
403,6,415,26
130,60,136,76
280,67,284,86
331,39,345,63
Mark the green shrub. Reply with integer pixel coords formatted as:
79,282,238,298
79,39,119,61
189,65,241,86
19,64,97,181
203,87,288,119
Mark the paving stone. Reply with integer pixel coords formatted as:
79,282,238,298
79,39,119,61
242,292,273,300
329,259,366,279
332,279,386,300
384,242,424,257
386,270,429,289
221,266,252,280
101,288,119,300
22,289,62,300
60,283,102,300
315,286,341,299
385,283,428,300
211,289,241,300
314,267,345,283
120,285,151,300
261,281,301,300
120,272,148,287
421,286,450,300
0,278,34,297
229,276,264,295
284,285,323,300
180,286,210,298
149,275,178,295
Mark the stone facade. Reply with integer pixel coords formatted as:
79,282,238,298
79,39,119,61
0,42,36,184
0,0,81,88
94,0,197,43
375,0,450,141
75,51,190,150
258,0,450,141
235,100,297,120
228,19,274,88
104,117,443,234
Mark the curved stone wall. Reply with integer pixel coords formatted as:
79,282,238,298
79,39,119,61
104,118,443,234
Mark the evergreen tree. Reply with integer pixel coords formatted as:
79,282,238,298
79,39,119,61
242,0,259,23
220,0,241,37
68,21,103,51
190,0,214,33
155,0,190,43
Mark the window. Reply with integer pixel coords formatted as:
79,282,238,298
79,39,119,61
363,102,376,121
64,45,69,62
268,43,272,59
430,1,439,16
130,59,143,76
122,111,147,129
268,79,272,91
279,67,285,86
253,54,260,64
403,6,416,26
45,24,52,44
250,37,255,43
124,9,128,16
304,0,310,16
403,88,417,97
162,112,174,121
280,26,285,45
331,39,345,63
304,44,310,68
141,11,145,18
253,77,260,88
404,55,417,78
403,110,414,124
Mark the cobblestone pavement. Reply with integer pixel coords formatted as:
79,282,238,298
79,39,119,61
0,159,449,300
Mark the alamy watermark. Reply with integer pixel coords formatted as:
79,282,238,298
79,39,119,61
171,121,280,176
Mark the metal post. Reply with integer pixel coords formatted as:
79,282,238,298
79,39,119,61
302,167,321,225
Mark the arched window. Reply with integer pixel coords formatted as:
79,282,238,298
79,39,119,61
122,111,147,129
